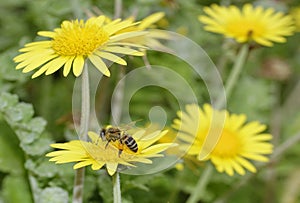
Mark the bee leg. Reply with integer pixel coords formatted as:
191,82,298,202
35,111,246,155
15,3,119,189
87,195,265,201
105,140,111,149
118,139,124,157
96,137,100,145
118,149,123,157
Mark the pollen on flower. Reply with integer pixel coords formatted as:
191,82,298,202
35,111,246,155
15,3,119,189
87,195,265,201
51,20,110,56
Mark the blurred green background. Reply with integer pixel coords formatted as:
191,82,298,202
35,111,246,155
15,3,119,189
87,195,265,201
0,0,300,202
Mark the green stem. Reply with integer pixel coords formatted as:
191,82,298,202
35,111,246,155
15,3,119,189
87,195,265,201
187,44,250,203
114,0,122,19
79,63,90,141
72,64,90,203
216,44,249,108
72,168,86,203
186,164,213,203
113,172,122,203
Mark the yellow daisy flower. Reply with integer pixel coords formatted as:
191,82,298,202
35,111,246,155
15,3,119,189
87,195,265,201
172,104,273,176
199,4,295,46
14,16,146,78
46,129,175,176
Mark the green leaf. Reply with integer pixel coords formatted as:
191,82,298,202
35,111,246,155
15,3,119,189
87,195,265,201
0,50,27,82
37,187,69,203
25,159,58,178
0,122,24,174
20,135,53,156
6,103,34,123
0,92,18,110
2,175,33,203
15,130,40,144
28,117,47,133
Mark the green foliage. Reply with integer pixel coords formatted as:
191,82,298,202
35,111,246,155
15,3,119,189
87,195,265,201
0,92,51,154
0,0,300,202
0,122,24,175
0,92,71,203
37,187,68,203
229,75,275,123
97,171,113,203
2,175,32,203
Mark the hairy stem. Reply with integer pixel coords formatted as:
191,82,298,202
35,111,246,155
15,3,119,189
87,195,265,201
113,172,122,203
114,0,122,19
72,64,90,203
216,44,249,108
186,164,213,203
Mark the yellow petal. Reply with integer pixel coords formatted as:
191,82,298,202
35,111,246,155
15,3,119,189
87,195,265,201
74,160,94,169
104,20,137,35
91,161,105,170
72,56,85,77
106,162,118,176
88,54,111,76
110,31,147,42
141,143,175,155
38,31,56,38
63,56,75,77
31,60,56,78
139,12,165,30
45,57,69,75
236,157,257,173
22,54,58,73
104,46,144,56
95,51,127,65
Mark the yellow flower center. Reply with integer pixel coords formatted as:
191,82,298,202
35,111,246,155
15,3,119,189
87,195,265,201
226,19,265,40
211,128,241,157
52,20,109,56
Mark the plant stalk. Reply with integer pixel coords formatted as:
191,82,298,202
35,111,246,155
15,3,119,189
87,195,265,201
114,0,122,19
72,64,90,203
216,44,249,108
186,164,213,203
113,172,122,203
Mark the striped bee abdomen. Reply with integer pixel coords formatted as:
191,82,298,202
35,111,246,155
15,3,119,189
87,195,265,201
124,136,138,152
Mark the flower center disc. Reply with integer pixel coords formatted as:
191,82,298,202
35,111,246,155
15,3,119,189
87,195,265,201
52,20,109,56
211,128,241,157
227,19,265,39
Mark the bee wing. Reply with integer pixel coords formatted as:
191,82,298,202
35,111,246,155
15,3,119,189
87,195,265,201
118,120,142,131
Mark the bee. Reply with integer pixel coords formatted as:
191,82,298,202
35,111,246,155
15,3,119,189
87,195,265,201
100,125,138,156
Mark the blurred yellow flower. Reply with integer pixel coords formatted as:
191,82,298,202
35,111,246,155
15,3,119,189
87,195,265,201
46,130,175,176
14,16,145,78
172,104,273,176
290,7,300,32
199,4,295,46
115,12,171,51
